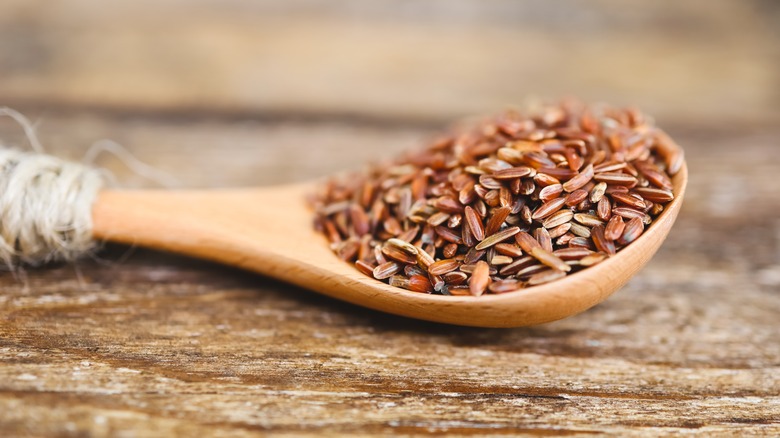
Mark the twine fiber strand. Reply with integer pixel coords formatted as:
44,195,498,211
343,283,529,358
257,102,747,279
0,107,106,268
0,107,182,268
0,149,103,267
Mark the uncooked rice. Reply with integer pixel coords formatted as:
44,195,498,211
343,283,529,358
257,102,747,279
310,100,682,296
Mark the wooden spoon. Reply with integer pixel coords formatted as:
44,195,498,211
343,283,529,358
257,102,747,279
92,164,687,328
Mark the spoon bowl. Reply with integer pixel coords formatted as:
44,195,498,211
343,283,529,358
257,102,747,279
92,163,687,327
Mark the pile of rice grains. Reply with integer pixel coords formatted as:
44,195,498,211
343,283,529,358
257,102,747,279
311,101,683,296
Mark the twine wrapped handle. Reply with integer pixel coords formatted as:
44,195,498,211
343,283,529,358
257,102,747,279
0,148,103,267
0,107,182,268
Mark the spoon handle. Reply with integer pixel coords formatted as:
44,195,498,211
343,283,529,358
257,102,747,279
91,185,313,271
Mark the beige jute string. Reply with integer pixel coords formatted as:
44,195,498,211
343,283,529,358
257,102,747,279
0,108,104,268
0,107,181,269
0,148,103,267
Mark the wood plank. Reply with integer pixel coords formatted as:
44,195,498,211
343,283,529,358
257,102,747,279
0,112,779,435
0,111,434,188
1,0,778,123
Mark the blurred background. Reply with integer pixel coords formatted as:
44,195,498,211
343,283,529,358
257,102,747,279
0,0,778,188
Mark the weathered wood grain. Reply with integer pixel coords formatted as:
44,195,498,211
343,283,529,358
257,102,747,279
1,111,779,436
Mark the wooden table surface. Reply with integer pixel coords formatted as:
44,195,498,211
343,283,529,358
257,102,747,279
1,1,779,436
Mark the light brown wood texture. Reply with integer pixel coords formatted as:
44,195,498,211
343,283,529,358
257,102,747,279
1,1,778,124
1,0,780,436
90,164,685,328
